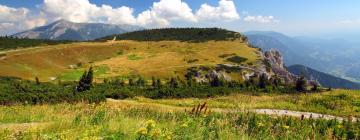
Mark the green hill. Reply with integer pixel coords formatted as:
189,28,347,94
0,28,260,82
288,64,360,89
0,36,73,51
100,28,245,42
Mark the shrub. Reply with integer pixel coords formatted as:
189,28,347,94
226,56,248,64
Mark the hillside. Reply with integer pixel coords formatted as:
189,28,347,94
288,64,360,89
13,20,143,41
100,28,243,42
0,36,72,51
245,31,360,83
0,28,262,82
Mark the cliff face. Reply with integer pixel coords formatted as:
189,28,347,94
187,49,297,85
263,49,296,83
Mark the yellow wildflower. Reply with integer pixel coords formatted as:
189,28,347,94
180,123,188,128
145,120,156,128
282,125,290,129
257,122,264,127
151,128,161,138
137,127,148,135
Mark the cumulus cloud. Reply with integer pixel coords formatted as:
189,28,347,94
0,0,242,35
41,0,137,25
244,15,279,24
137,0,197,27
0,4,46,35
196,0,240,21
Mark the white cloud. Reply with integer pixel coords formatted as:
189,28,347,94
0,4,46,35
41,0,137,25
196,0,240,21
244,15,279,24
0,0,243,35
137,0,197,27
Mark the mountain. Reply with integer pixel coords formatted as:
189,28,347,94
13,19,143,41
244,31,360,83
244,31,327,71
288,65,360,89
2,28,295,85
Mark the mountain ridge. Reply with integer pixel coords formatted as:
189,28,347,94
288,64,360,89
13,19,143,41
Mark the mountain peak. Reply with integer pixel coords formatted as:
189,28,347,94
53,19,71,23
12,20,144,41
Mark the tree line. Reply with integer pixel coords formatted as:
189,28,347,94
99,28,243,42
0,36,73,50
0,66,322,105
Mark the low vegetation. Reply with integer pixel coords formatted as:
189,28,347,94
0,97,359,139
0,36,72,50
100,28,243,42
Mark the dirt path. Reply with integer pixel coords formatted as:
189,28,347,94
107,99,359,122
253,109,359,122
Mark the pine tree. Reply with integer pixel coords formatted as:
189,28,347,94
151,77,157,88
156,79,161,89
136,77,145,87
128,78,134,86
76,67,94,92
258,73,267,89
35,77,40,85
86,67,93,88
295,75,307,92
169,77,178,88
210,76,224,87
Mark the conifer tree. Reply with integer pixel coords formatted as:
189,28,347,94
295,75,307,92
76,67,93,92
169,77,178,88
35,77,40,85
128,78,134,86
258,73,267,89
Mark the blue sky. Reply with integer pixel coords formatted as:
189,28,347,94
1,0,360,38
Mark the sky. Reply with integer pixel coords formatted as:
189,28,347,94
1,0,360,38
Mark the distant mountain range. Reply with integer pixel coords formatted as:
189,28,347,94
13,20,143,41
288,65,360,89
245,31,360,83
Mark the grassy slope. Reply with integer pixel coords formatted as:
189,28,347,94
0,40,259,81
0,89,359,139
133,89,360,117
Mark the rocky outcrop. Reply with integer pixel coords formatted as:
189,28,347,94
263,49,297,84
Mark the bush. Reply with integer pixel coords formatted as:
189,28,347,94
226,56,248,64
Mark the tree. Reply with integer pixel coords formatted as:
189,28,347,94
136,77,145,87
295,75,307,92
210,76,224,87
76,67,93,92
169,77,178,88
35,77,40,85
151,77,157,88
156,79,162,89
128,78,134,86
258,73,267,89
311,83,318,92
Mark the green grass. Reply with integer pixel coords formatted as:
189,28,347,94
0,95,359,139
58,65,110,81
127,54,143,60
131,89,360,117
0,40,259,82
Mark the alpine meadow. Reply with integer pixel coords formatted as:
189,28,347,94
0,0,360,139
